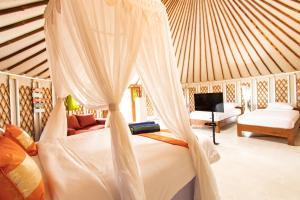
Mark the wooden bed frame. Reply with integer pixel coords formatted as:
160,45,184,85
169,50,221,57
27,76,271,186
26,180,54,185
237,108,300,146
190,107,243,133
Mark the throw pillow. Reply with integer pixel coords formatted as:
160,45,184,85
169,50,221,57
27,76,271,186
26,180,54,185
4,124,38,156
0,135,45,200
76,114,97,128
67,115,81,129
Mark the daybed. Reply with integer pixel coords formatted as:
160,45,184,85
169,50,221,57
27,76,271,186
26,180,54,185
36,129,220,200
67,115,106,135
190,103,243,133
237,103,300,145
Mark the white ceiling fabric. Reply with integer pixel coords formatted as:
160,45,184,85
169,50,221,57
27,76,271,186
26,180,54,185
39,0,219,199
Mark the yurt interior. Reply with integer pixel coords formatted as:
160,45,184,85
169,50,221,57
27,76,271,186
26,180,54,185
0,0,300,200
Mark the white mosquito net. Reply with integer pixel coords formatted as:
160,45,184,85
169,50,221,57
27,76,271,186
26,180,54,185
40,0,220,199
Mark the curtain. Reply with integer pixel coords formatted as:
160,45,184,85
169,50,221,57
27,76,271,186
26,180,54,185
40,0,164,199
41,0,220,199
136,10,220,200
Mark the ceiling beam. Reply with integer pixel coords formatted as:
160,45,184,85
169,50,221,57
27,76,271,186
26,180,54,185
35,68,49,77
22,59,47,74
0,39,45,62
0,14,44,32
0,27,44,48
4,48,46,71
0,1,49,15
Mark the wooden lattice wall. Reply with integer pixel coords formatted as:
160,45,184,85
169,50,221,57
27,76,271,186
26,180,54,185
226,83,236,103
146,95,154,116
0,83,11,128
256,80,269,109
241,82,251,109
297,78,300,108
41,87,53,129
86,108,97,117
71,105,85,115
19,85,34,136
199,86,208,94
188,87,196,112
275,78,288,103
212,85,222,93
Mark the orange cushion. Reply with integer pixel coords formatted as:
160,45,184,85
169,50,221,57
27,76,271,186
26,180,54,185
4,124,38,156
76,114,97,128
0,135,45,200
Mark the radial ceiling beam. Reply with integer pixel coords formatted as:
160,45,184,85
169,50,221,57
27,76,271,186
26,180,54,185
3,48,46,71
35,68,49,77
0,1,49,15
0,39,45,62
0,15,44,32
22,59,47,74
0,27,44,47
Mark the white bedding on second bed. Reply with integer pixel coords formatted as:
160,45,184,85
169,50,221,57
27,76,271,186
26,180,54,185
190,108,241,122
36,129,219,200
238,109,299,129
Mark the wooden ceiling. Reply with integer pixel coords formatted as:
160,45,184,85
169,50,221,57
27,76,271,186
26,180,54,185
163,0,300,83
0,0,299,82
0,0,49,79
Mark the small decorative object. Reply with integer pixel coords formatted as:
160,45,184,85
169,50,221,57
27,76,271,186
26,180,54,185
64,95,80,115
32,88,45,113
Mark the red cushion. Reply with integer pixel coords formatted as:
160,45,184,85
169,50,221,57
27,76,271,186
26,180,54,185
67,115,81,129
76,115,97,128
67,128,76,136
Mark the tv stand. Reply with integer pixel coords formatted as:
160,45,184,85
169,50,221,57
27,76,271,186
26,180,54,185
204,111,219,145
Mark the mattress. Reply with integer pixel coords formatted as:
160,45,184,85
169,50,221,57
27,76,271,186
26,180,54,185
190,108,241,122
35,129,219,200
238,109,300,129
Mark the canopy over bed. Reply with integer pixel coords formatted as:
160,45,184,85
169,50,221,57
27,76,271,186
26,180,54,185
40,0,219,199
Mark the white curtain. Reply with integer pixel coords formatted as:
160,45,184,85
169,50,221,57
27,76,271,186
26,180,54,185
41,0,220,199
41,0,164,199
136,10,220,200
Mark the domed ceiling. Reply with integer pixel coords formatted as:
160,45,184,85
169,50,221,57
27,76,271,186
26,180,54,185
162,0,300,83
0,0,299,82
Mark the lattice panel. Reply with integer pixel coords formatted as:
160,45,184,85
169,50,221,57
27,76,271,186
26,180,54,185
297,78,300,108
241,82,250,109
199,86,208,94
71,105,84,115
257,80,269,109
226,83,236,103
275,79,288,103
146,95,154,116
19,86,34,136
188,87,196,112
212,85,222,93
41,87,52,129
86,108,97,117
0,83,10,128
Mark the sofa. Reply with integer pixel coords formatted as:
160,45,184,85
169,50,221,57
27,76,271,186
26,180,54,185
67,114,106,136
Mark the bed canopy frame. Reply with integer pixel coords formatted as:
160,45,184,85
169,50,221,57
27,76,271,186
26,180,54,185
39,0,219,199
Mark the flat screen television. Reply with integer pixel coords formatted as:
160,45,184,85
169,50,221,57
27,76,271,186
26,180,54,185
194,93,224,112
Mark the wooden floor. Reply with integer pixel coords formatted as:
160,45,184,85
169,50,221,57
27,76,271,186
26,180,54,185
193,124,300,200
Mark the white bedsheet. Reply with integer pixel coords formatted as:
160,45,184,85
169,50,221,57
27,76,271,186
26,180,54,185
238,109,300,129
37,129,219,200
190,108,241,122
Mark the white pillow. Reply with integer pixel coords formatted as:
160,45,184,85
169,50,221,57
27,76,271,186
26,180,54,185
266,102,294,110
224,103,239,111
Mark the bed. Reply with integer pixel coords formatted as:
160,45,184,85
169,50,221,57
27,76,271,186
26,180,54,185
35,129,220,200
237,103,300,145
190,103,243,133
